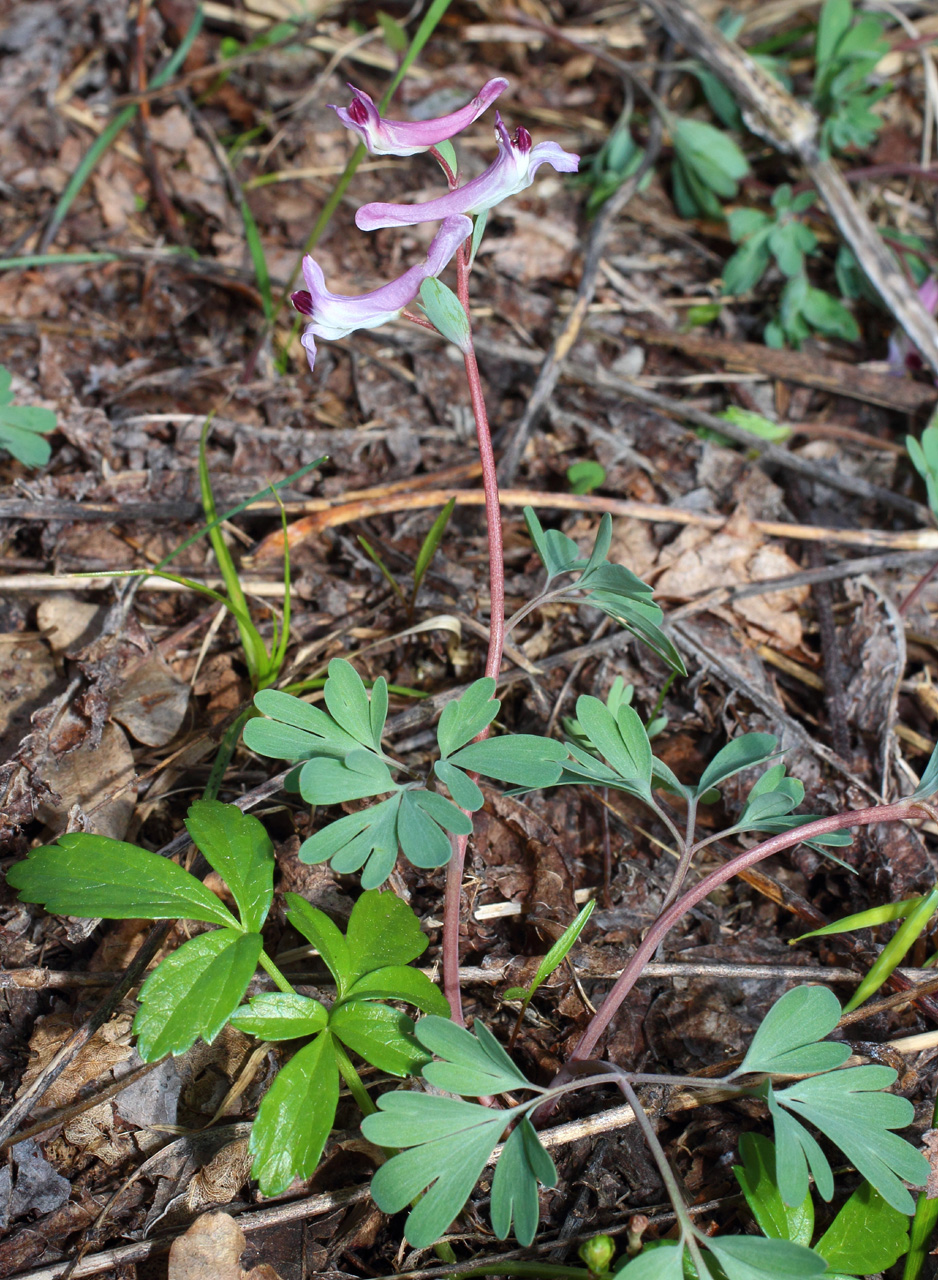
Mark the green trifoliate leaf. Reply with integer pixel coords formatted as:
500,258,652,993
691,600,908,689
298,794,402,888
775,1064,928,1213
229,991,328,1040
437,678,499,757
365,1096,514,1248
734,1133,813,1246
447,735,567,789
814,1180,910,1274
245,688,362,760
695,734,779,799
324,658,382,751
330,1001,426,1076
416,1016,534,1096
133,929,262,1059
420,277,471,353
285,892,352,991
345,885,430,977
250,1029,339,1195
7,833,240,929
434,759,485,810
706,1234,827,1280
297,749,396,805
345,965,449,1016
184,799,274,932
734,985,849,1077
490,1117,557,1245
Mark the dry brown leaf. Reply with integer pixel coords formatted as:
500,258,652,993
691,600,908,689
185,1139,253,1212
168,1211,283,1280
17,1012,135,1110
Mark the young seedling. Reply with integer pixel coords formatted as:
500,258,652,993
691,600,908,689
0,366,57,467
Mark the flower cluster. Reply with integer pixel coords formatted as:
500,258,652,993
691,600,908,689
292,80,579,369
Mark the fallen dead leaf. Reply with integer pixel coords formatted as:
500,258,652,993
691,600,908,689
168,1211,283,1280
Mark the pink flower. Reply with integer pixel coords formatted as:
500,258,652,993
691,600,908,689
291,215,472,370
889,277,938,374
355,114,579,230
330,79,508,157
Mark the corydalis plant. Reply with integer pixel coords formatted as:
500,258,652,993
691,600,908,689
330,77,508,155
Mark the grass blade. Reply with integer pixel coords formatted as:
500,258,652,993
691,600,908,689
412,497,455,605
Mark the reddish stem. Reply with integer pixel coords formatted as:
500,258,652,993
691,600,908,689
570,802,928,1061
442,237,506,1025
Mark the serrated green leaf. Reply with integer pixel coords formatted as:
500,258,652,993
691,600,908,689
696,734,779,798
184,799,274,932
229,991,328,1040
250,1029,339,1195
7,833,240,929
345,965,449,1016
416,1016,534,1095
734,1134,813,1245
297,751,397,805
434,759,485,810
706,1234,827,1280
420,277,471,353
448,735,567,788
776,1065,928,1212
247,688,361,759
490,1116,557,1245
735,985,849,1077
134,929,262,1059
324,658,377,749
816,1180,910,1273
285,892,352,991
437,678,499,757
330,1001,426,1075
346,886,429,978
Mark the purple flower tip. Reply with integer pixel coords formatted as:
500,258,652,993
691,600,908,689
330,77,508,157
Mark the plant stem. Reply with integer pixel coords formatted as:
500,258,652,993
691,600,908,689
442,238,506,1025
258,950,296,995
571,801,929,1061
334,1041,377,1116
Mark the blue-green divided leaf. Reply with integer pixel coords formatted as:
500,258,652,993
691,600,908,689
416,1016,533,1095
733,1134,813,1246
775,1065,928,1213
585,588,686,675
297,795,401,889
324,659,379,750
133,929,262,1059
573,696,652,796
448,735,567,788
184,799,274,933
696,734,779,798
330,1001,426,1075
345,965,449,1016
815,1180,910,1274
410,789,473,835
370,676,389,749
367,1108,509,1248
434,760,485,810
7,833,240,929
297,750,396,805
250,1029,339,1195
734,985,849,1077
420,277,471,353
706,1235,827,1280
437,678,499,757
490,1117,557,1245
246,689,361,760
612,1242,686,1279
398,792,454,869
286,892,352,991
767,1085,834,1206
523,507,583,581
346,886,430,977
363,1091,503,1148
913,741,938,799
229,991,327,1040
582,512,613,577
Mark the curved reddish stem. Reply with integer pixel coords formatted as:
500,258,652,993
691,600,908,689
570,801,928,1061
442,236,505,1024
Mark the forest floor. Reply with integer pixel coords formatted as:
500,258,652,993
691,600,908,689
3,0,938,1276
